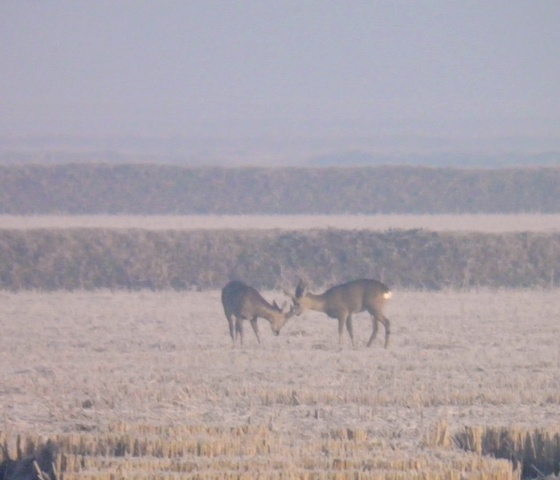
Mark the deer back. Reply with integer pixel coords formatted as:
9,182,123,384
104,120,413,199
327,279,390,311
294,278,391,316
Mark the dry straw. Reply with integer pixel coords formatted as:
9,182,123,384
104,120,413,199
453,425,560,478
2,423,523,480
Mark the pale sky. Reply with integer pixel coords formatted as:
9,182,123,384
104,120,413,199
1,1,560,164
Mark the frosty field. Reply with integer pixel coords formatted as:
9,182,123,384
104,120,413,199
1,287,559,478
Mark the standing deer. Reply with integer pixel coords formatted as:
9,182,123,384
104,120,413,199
286,279,392,348
221,280,299,346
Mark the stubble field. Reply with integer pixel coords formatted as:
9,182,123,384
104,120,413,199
1,215,560,478
1,288,559,478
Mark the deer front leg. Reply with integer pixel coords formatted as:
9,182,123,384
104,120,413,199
227,315,235,342
249,316,261,343
367,316,379,347
346,314,355,347
235,318,244,346
337,317,345,345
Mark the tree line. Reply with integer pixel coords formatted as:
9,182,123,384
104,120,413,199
1,163,560,214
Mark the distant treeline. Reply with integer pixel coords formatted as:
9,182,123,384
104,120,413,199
1,163,560,214
1,229,558,291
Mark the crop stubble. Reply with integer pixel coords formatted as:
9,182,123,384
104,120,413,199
1,288,559,477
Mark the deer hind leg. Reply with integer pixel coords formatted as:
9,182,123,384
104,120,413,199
367,316,379,347
249,316,261,343
375,315,391,349
381,316,391,348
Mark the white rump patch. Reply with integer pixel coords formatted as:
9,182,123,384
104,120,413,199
383,291,393,300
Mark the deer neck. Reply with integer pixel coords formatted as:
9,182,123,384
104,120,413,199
302,292,328,313
255,303,279,323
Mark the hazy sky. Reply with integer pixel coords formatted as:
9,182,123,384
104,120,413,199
1,1,560,163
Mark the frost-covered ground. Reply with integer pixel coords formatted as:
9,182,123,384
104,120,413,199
1,288,559,453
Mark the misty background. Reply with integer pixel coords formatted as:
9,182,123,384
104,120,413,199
1,1,560,167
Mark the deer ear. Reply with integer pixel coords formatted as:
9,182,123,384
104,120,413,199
273,300,280,310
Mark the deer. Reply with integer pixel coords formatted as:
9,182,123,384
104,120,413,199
285,278,392,348
221,280,299,346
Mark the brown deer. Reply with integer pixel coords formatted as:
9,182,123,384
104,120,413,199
221,280,299,346
286,279,392,348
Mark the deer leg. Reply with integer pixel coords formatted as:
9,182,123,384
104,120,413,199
227,315,235,342
235,318,244,346
337,317,345,345
249,317,261,343
346,315,355,347
377,315,391,349
366,316,379,347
